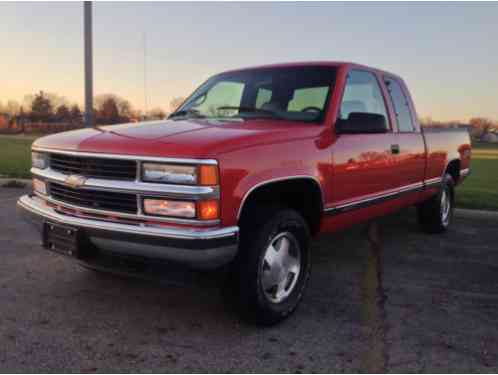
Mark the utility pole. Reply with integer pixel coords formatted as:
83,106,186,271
84,1,94,127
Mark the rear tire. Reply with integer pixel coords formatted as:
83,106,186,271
235,207,311,325
417,173,454,233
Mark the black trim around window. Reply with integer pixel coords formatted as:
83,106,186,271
383,75,417,133
338,69,395,133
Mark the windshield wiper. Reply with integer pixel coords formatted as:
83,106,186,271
168,109,205,120
215,106,282,118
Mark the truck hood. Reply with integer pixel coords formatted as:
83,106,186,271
34,118,321,159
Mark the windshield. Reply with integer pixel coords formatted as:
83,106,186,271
171,66,336,123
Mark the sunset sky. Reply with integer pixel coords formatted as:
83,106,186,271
1,2,497,121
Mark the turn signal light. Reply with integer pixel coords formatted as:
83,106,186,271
198,165,219,186
198,200,220,220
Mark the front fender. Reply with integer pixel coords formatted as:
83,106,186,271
217,139,329,227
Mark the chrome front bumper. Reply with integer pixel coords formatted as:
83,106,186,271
17,194,239,269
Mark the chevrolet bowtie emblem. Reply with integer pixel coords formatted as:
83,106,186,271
65,174,87,189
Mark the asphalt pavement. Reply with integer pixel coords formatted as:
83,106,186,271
1,186,497,372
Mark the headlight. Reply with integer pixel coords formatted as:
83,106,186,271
32,151,48,169
142,163,197,184
141,163,219,185
143,198,196,218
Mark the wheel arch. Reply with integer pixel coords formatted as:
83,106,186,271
237,176,324,235
444,158,461,185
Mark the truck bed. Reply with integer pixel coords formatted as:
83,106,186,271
422,127,472,183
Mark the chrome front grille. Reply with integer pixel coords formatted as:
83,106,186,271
31,148,221,225
49,182,138,214
49,153,137,181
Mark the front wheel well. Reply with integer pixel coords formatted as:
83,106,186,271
446,159,461,184
238,178,323,235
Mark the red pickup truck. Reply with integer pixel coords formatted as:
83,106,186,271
18,62,471,324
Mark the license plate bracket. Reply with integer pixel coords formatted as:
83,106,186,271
43,222,80,258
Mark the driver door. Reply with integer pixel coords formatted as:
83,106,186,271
330,70,398,210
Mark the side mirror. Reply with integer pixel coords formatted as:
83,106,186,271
335,112,388,134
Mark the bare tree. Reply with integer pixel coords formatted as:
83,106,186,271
469,117,496,140
117,100,133,120
5,100,21,116
55,104,71,123
169,97,186,113
147,107,167,120
70,105,83,124
22,94,35,111
95,94,134,124
23,92,68,113
46,93,70,109
97,97,120,125
30,91,53,122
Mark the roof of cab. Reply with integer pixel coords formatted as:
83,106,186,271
221,61,402,81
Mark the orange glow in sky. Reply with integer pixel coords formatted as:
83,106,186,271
1,2,497,121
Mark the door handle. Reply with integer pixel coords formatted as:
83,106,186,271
391,144,400,154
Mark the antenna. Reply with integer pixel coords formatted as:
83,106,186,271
143,31,148,118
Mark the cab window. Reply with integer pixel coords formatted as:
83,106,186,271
384,77,415,132
255,87,272,109
340,70,389,122
288,86,329,112
176,66,336,123
194,81,245,116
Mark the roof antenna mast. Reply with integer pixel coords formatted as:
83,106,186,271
143,31,148,118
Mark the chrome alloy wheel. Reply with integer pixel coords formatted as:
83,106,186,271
441,188,451,227
260,232,301,303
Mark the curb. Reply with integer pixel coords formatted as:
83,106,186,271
455,208,498,219
0,178,31,183
0,178,31,188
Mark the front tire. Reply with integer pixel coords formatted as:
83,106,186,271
236,207,311,325
417,173,455,233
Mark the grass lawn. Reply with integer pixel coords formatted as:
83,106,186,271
456,142,498,211
0,135,35,179
0,135,497,210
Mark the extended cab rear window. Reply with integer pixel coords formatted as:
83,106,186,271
175,66,336,123
384,77,415,132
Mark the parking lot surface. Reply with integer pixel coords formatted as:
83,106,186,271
1,186,497,372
